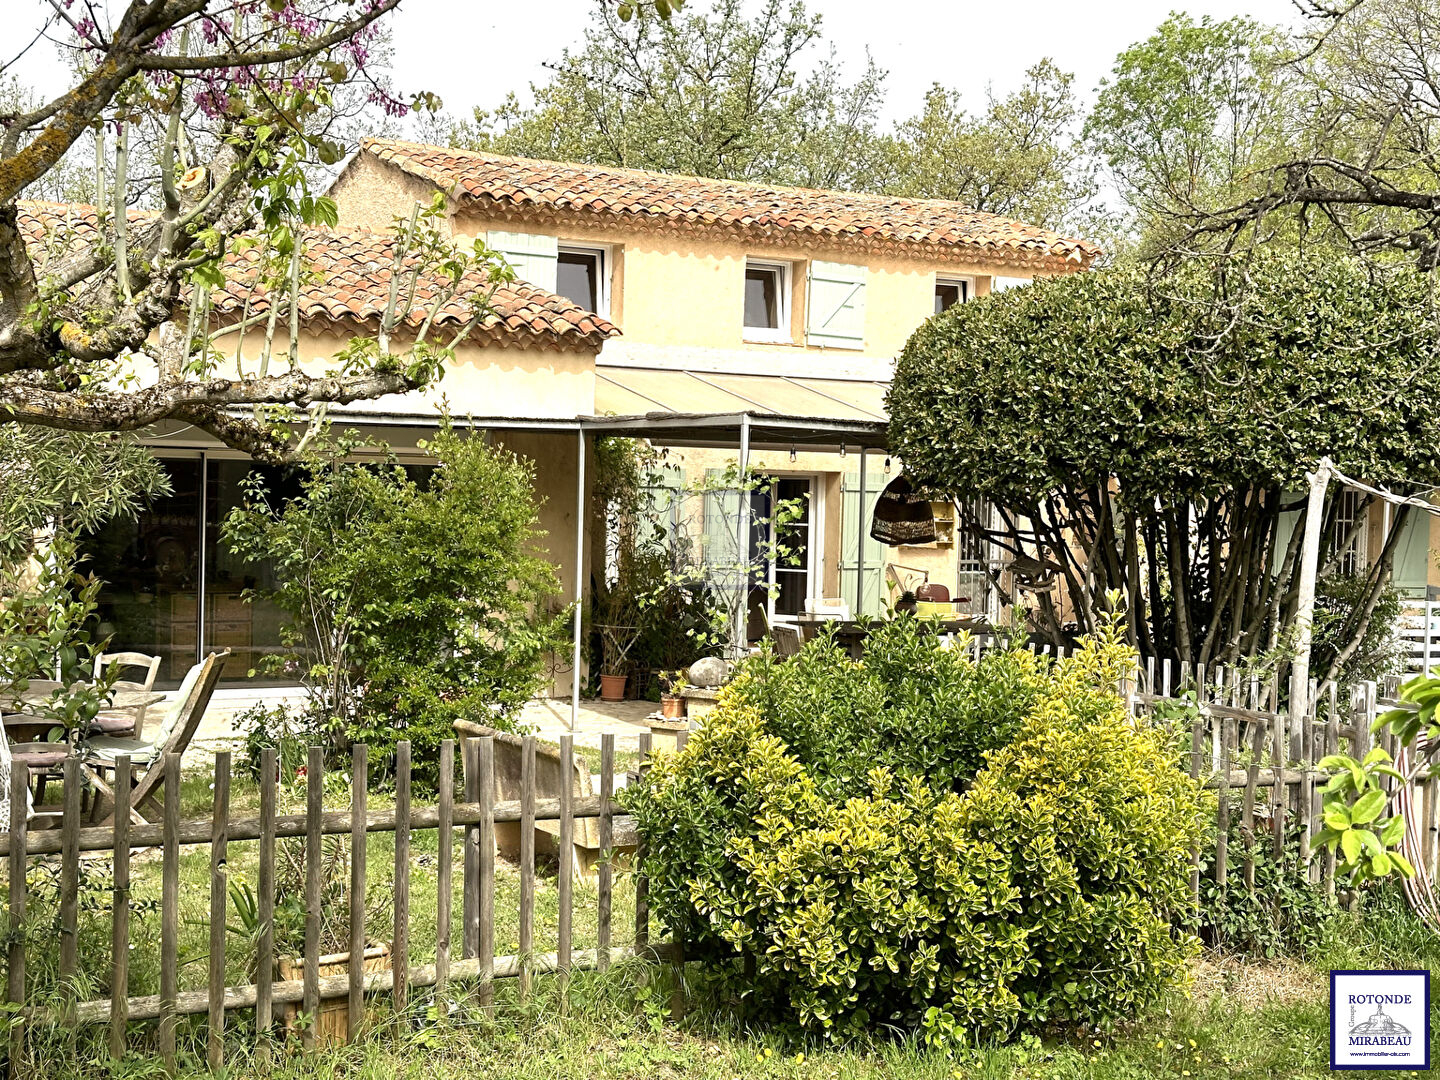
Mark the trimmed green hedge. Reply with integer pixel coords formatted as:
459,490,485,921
625,622,1205,1043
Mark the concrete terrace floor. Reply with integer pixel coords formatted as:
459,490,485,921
192,690,666,763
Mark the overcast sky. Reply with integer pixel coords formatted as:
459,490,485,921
383,0,1307,126
12,0,1307,129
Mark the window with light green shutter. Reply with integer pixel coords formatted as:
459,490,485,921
1393,507,1434,600
486,230,559,292
806,261,867,349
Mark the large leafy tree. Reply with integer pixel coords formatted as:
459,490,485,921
1163,0,1440,269
447,0,887,190
1084,14,1296,256
0,1,669,462
887,252,1440,687
0,0,432,462
441,0,1087,224
878,61,1087,229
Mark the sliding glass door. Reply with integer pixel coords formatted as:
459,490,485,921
79,451,308,689
81,454,204,688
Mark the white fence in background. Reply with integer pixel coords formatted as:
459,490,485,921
1398,602,1440,676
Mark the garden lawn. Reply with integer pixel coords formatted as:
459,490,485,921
15,764,641,1016
16,767,1440,1079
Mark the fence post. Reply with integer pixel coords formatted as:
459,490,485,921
1326,683,1339,894
208,751,231,1072
1215,721,1229,893
256,747,276,1057
7,761,28,1078
435,739,454,1001
478,737,495,1010
1189,717,1203,909
1243,722,1261,892
110,756,132,1062
597,734,614,973
348,744,367,1043
59,758,80,1028
558,736,574,1010
303,746,324,1051
670,731,689,1022
160,754,180,1073
635,733,653,950
518,736,536,1002
393,740,411,1019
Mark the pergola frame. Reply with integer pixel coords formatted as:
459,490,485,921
576,411,888,729
222,407,889,731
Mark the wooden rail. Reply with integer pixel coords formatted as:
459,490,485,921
1,734,666,1078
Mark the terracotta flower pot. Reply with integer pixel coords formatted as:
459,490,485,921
599,673,628,701
660,693,686,719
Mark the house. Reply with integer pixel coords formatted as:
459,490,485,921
36,140,1104,699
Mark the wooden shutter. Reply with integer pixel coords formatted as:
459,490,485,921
806,261,867,349
1393,509,1433,600
485,230,558,292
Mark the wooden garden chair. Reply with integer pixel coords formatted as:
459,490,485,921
92,650,162,736
81,650,228,825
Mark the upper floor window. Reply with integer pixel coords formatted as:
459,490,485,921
744,259,791,342
935,277,970,314
556,244,609,317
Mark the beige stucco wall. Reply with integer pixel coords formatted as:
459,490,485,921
327,152,445,232
445,212,1042,362
217,324,597,422
328,155,1061,373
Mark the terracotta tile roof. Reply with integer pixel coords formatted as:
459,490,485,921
209,226,618,347
360,138,1099,268
16,201,617,350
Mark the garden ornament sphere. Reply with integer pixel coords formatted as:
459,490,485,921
688,657,731,688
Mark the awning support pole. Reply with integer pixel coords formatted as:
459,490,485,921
856,447,867,617
570,429,586,732
1290,457,1333,719
735,414,752,657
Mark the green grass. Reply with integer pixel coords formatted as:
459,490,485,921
14,764,641,1015
559,742,643,780
13,767,1440,1079
14,959,1388,1079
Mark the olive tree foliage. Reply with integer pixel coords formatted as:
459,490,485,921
0,426,168,568
887,253,1440,686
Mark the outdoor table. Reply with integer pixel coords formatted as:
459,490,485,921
10,686,166,737
793,616,994,659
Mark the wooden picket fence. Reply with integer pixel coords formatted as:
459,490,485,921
1127,656,1426,901
1009,643,1429,899
0,732,682,1077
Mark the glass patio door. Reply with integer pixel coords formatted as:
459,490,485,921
747,476,814,625
80,454,204,688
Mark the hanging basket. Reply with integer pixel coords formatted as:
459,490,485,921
870,474,937,546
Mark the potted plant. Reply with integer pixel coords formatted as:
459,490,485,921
592,571,645,702
232,833,392,1045
892,589,918,616
595,622,641,700
659,669,688,719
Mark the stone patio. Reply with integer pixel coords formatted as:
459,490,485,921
189,690,667,763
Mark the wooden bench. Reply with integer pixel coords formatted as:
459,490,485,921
452,721,638,880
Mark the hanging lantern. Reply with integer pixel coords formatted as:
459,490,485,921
870,473,936,545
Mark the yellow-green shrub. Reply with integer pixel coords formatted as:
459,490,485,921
624,625,1205,1043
